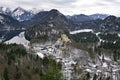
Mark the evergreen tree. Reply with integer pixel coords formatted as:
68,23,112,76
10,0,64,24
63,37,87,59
3,67,9,80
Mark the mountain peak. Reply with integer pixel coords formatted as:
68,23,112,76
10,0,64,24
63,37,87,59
13,7,26,12
49,9,63,17
50,9,59,12
16,7,24,10
104,15,116,21
50,9,61,14
12,7,29,21
0,7,11,15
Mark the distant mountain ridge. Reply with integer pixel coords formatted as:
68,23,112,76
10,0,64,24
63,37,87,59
0,6,119,32
67,14,109,23
0,13,21,30
75,15,120,32
67,14,93,23
0,7,12,16
0,6,41,21
11,7,33,21
22,9,75,29
0,6,110,22
89,14,108,20
11,7,42,21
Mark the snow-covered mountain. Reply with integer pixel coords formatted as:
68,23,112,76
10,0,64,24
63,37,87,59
0,6,41,21
0,7,12,15
11,7,33,21
0,6,110,23
11,7,42,21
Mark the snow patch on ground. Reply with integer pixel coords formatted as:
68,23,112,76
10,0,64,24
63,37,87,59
118,34,120,37
5,32,30,48
104,57,111,61
85,69,93,73
70,29,93,34
95,32,101,36
36,52,44,59
102,62,108,67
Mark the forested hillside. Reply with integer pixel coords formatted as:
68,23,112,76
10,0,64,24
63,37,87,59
0,43,62,80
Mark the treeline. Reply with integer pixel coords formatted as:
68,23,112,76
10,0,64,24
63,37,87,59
70,32,99,43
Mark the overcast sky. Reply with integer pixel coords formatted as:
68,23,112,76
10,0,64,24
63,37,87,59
0,0,120,16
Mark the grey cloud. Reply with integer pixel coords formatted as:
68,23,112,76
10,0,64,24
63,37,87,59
15,1,33,5
94,0,120,7
43,0,76,5
103,0,120,4
12,0,77,10
95,2,107,6
0,0,119,16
